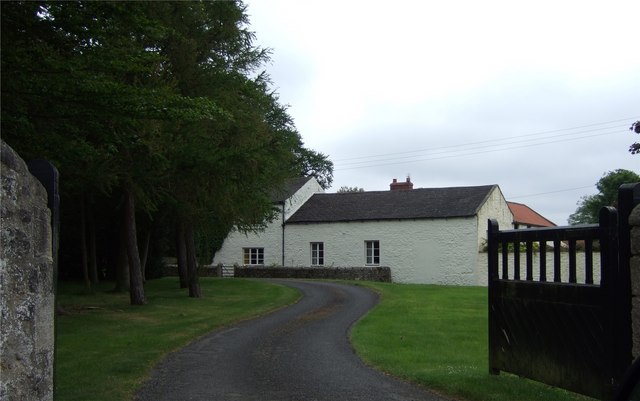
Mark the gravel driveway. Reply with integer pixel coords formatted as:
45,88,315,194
135,279,448,401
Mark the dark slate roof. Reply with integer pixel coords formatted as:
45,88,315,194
271,176,315,203
287,185,497,223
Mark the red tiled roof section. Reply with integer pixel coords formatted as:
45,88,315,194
507,202,556,228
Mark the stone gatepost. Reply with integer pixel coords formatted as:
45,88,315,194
0,140,55,401
630,204,640,360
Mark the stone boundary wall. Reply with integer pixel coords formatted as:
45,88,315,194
0,140,55,401
630,204,640,360
162,264,220,277
233,266,392,282
162,264,391,282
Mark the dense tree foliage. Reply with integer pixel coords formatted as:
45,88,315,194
568,169,640,225
337,186,365,193
630,120,640,155
1,1,333,303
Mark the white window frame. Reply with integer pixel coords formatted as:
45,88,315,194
310,242,324,266
365,240,380,265
243,248,264,265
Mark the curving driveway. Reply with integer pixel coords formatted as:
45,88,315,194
136,280,447,401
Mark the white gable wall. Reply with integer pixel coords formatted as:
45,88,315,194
285,217,479,285
284,179,324,219
212,213,284,266
473,186,513,285
212,178,322,266
476,186,513,249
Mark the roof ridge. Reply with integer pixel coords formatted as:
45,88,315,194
288,184,499,223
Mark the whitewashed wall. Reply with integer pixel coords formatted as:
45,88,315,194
212,215,284,266
476,186,513,248
285,217,480,285
212,178,322,266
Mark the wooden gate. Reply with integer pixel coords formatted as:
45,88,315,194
488,183,638,400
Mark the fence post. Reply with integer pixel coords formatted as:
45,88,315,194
488,219,499,283
488,219,500,375
598,206,619,398
614,183,639,384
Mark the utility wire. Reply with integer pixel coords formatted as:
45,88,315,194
333,117,634,162
509,185,595,200
336,125,626,168
332,117,637,168
335,127,621,171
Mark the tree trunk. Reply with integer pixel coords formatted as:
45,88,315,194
175,222,188,289
184,221,201,298
140,229,152,283
79,193,91,290
124,188,146,305
87,195,99,284
114,208,130,292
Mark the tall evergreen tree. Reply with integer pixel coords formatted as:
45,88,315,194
1,1,333,302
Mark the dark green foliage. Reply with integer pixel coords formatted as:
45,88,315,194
1,1,333,301
337,186,366,193
630,121,640,155
294,147,334,190
568,169,640,225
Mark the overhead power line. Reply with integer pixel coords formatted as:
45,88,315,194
509,185,595,200
336,126,623,169
332,117,638,171
335,127,622,171
333,117,634,163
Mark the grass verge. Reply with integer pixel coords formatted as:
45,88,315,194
54,277,300,401
350,282,595,401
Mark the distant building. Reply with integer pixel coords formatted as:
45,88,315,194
507,201,556,229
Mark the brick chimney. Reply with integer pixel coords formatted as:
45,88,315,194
390,177,413,191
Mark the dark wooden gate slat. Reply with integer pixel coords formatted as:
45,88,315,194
539,241,547,282
501,241,508,280
513,242,520,280
553,240,561,282
526,241,533,281
568,239,577,283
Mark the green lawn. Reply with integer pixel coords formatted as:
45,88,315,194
350,282,595,401
55,278,595,401
54,278,300,401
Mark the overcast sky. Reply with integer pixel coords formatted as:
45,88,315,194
244,0,639,225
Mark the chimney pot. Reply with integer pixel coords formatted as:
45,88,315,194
390,177,414,191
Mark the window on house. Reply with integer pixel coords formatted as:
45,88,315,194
311,242,324,266
365,240,380,265
243,248,264,265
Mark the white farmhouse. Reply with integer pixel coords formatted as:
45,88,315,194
213,177,513,285
213,176,323,267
